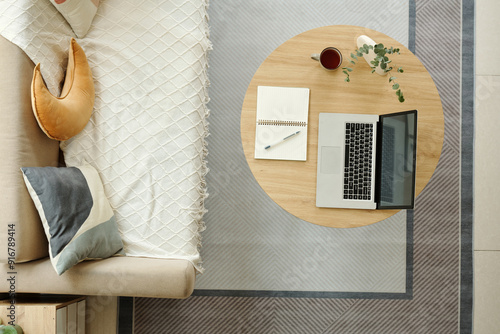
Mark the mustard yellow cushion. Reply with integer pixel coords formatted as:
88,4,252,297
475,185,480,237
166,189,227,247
31,38,95,141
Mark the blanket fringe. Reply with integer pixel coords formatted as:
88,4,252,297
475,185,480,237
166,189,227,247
190,0,213,275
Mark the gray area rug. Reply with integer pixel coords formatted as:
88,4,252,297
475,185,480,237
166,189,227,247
197,0,410,295
133,0,474,332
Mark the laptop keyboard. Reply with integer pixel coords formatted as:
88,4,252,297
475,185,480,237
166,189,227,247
344,122,374,201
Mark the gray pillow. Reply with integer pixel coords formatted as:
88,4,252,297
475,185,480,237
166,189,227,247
21,164,124,275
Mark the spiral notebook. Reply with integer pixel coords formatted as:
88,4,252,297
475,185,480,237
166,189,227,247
254,86,310,161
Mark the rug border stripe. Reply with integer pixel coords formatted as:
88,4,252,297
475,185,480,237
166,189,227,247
409,0,416,53
118,296,134,334
192,289,412,300
460,0,475,333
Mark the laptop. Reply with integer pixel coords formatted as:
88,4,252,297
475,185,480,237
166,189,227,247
316,110,417,210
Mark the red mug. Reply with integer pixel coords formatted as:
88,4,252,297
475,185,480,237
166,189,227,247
311,47,343,70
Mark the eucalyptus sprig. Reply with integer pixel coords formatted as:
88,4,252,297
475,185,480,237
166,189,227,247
342,43,405,103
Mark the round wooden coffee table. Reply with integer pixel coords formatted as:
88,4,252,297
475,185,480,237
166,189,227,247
241,25,444,228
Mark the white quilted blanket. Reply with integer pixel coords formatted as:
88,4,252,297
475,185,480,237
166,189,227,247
0,0,210,272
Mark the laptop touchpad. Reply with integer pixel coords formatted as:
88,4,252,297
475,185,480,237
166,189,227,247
320,146,341,174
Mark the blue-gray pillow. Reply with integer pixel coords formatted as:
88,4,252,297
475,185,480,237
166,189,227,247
21,164,124,275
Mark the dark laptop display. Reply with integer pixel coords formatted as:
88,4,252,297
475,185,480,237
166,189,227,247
375,110,418,209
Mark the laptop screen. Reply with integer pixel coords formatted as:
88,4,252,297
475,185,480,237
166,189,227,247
376,110,418,209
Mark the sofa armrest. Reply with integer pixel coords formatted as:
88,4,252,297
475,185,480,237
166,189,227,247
1,257,195,299
0,35,60,263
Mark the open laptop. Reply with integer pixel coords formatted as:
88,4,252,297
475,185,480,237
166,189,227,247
316,110,417,210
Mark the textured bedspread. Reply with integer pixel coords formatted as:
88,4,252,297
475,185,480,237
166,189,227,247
0,0,210,272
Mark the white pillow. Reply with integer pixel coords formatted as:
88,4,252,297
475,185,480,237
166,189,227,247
49,0,100,38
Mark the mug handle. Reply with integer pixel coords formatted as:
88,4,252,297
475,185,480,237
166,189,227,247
311,53,320,61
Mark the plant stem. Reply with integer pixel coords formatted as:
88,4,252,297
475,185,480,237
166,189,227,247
342,44,405,103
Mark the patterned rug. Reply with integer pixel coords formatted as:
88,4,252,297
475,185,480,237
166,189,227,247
131,0,474,332
198,0,412,297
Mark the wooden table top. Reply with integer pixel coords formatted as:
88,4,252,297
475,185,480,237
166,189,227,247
240,25,444,228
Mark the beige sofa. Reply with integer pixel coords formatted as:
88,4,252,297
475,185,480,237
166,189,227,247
0,36,196,299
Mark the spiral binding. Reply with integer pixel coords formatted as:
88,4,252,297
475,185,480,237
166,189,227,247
257,119,307,126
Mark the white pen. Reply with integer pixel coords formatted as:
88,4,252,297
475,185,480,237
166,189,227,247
264,131,301,150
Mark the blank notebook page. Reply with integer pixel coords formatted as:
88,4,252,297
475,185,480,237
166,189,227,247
254,86,310,161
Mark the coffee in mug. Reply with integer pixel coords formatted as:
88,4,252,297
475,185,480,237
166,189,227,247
311,47,342,70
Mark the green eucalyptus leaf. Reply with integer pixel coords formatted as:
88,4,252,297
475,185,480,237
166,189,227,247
371,69,376,73
399,95,405,103
350,53,358,59
345,77,350,82
398,67,404,73
392,83,400,90
0,325,17,334
380,63,387,70
389,76,396,82
350,60,355,65
396,89,401,96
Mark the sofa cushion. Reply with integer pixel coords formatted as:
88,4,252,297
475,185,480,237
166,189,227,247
49,0,100,38
21,164,124,275
0,36,60,264
0,257,196,298
31,38,95,141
